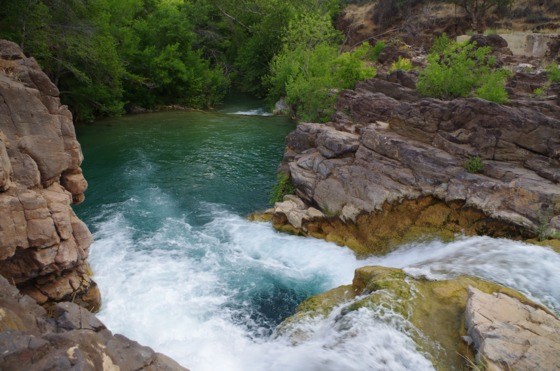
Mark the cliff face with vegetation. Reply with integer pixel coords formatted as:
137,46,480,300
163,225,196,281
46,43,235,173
270,42,560,254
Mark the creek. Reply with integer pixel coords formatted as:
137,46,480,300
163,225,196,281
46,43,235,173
76,97,560,370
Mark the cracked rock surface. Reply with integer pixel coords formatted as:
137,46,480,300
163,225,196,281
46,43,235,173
466,287,560,370
280,72,560,240
0,40,99,309
0,275,187,370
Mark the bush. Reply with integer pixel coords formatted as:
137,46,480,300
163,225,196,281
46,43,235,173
547,62,560,83
465,156,484,173
417,35,509,102
370,41,386,61
475,69,509,103
389,57,413,72
269,173,295,205
267,13,376,122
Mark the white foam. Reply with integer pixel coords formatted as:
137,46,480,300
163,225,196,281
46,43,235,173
228,109,273,116
90,208,560,370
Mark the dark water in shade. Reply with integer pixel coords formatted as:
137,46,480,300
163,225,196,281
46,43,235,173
73,97,560,371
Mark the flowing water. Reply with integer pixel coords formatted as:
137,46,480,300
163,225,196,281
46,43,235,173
76,98,560,371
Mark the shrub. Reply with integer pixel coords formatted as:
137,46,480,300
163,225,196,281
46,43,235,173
534,87,546,96
547,62,560,83
269,173,295,205
370,41,386,61
475,69,509,103
267,13,376,122
417,34,508,102
465,156,484,173
389,57,413,72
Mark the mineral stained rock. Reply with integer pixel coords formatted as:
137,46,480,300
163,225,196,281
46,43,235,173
281,266,560,370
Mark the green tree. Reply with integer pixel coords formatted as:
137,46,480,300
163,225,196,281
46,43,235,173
267,14,375,122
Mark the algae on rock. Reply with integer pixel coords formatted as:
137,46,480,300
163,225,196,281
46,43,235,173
280,266,551,370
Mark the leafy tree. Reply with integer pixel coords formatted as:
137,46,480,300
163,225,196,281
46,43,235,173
267,14,375,122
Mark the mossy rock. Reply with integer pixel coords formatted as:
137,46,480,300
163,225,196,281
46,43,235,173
271,196,527,256
283,266,543,370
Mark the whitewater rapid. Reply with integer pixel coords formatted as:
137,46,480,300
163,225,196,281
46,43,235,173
89,204,560,371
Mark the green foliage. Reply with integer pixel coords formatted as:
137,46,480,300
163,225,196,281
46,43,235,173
465,156,484,173
0,0,231,121
537,209,555,241
430,33,453,55
0,0,365,121
534,87,545,96
475,69,509,103
371,41,386,61
547,62,560,83
266,13,376,122
390,57,413,72
216,0,341,96
417,35,508,103
269,173,295,205
121,1,229,110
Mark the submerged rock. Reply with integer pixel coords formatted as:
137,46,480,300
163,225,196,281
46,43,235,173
281,266,559,371
0,40,99,309
0,275,187,370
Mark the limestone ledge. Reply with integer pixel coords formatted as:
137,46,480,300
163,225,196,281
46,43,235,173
268,72,560,254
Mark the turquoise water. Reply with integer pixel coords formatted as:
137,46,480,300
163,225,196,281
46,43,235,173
75,99,560,371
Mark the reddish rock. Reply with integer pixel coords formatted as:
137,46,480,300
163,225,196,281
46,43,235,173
0,40,97,309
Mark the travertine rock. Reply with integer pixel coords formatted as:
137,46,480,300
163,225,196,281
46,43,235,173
465,287,560,370
0,40,99,309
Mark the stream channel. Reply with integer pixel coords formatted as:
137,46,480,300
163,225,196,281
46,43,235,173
75,96,560,370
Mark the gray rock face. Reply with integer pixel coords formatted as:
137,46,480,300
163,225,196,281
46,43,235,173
0,275,187,371
465,287,560,370
282,73,560,235
0,40,98,309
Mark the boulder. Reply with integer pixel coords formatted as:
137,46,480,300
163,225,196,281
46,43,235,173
0,275,187,370
466,287,560,370
280,266,558,371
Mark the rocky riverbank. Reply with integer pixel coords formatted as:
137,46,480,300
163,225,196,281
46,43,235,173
267,56,560,254
0,40,98,309
0,40,186,370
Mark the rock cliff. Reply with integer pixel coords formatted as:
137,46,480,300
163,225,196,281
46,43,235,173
0,40,99,309
0,40,187,370
271,72,560,254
